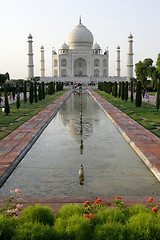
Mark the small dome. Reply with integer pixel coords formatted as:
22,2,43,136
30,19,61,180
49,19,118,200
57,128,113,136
117,45,120,49
60,42,69,50
68,17,94,50
41,45,44,49
28,33,32,38
93,42,101,50
128,33,133,38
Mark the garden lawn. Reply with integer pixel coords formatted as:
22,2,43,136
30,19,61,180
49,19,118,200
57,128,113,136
94,90,160,138
0,90,67,140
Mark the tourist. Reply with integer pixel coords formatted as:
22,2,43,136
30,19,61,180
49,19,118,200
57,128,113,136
146,90,149,102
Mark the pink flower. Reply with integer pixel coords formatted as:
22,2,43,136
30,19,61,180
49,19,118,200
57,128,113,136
152,207,159,212
16,204,23,209
14,188,22,195
146,198,153,203
10,190,14,193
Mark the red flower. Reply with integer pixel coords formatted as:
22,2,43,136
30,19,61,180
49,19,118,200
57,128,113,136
152,207,159,212
115,195,123,200
94,198,102,205
84,201,91,205
146,198,153,203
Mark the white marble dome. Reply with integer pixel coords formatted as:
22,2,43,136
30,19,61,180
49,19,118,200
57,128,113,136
68,18,94,50
93,42,101,50
60,42,69,50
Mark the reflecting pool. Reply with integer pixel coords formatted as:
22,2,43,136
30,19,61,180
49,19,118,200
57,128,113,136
1,91,160,197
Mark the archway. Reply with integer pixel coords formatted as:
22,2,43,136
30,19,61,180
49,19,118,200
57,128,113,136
61,59,67,67
94,69,99,77
74,58,87,77
61,69,67,77
54,69,58,77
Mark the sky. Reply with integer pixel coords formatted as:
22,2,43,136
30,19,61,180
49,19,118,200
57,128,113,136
0,0,160,79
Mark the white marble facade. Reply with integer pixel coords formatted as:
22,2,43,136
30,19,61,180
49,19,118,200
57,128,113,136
52,18,109,78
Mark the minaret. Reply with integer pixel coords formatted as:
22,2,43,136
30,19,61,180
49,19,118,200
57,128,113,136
40,45,45,77
116,45,120,77
127,33,133,81
27,34,34,79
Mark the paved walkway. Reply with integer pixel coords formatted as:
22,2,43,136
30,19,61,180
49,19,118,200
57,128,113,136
0,89,160,211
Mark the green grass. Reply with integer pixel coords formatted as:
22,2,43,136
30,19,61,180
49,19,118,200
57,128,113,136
94,90,160,138
0,90,67,140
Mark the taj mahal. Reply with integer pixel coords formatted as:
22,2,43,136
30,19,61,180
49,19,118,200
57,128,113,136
27,17,133,83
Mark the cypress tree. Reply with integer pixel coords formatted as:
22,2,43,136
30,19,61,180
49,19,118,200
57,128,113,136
156,79,160,114
124,81,128,101
135,81,142,107
29,81,33,104
56,82,59,92
38,83,42,101
131,79,134,103
119,82,121,98
34,83,38,102
53,82,55,93
114,81,117,97
103,81,107,92
4,87,10,115
112,84,114,96
121,81,125,100
42,81,45,99
23,81,27,103
16,93,20,109
108,81,112,94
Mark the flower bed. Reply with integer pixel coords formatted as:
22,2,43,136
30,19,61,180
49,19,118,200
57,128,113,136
1,190,160,239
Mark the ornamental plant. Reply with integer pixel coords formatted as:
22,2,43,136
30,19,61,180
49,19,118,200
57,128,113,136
121,81,125,100
135,80,142,107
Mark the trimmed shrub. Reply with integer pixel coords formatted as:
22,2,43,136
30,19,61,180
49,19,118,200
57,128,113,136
135,81,142,107
0,214,17,240
156,79,160,113
118,81,121,98
4,92,10,115
13,222,56,240
42,81,45,99
103,81,107,92
130,79,133,102
38,83,42,101
34,83,38,102
121,81,125,100
114,81,117,97
124,81,128,101
56,204,83,219
23,81,27,103
20,204,55,226
29,82,33,104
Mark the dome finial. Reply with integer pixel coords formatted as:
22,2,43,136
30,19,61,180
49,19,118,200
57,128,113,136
79,15,81,24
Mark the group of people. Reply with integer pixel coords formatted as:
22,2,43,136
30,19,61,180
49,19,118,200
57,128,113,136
142,89,149,102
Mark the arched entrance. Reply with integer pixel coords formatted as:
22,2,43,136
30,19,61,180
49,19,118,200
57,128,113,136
74,58,87,77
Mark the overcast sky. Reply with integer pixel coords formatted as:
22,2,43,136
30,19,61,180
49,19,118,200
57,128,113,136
0,0,160,79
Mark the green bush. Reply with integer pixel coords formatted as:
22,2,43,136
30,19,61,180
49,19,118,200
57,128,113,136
54,214,92,240
121,81,125,100
135,81,142,107
56,204,83,219
20,204,55,226
0,214,17,240
13,222,57,240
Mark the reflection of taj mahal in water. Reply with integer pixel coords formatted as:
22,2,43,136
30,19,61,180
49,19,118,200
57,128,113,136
28,17,133,82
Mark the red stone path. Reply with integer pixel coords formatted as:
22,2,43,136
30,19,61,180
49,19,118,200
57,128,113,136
0,89,160,212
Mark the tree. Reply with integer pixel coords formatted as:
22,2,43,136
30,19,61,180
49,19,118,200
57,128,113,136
135,58,153,85
42,82,45,99
4,85,10,115
38,83,42,101
114,81,117,97
108,81,112,94
118,82,121,98
16,93,20,109
121,81,125,100
156,53,160,74
156,79,160,114
130,79,134,103
124,81,128,101
29,82,33,104
34,83,38,102
135,81,142,107
23,81,27,103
